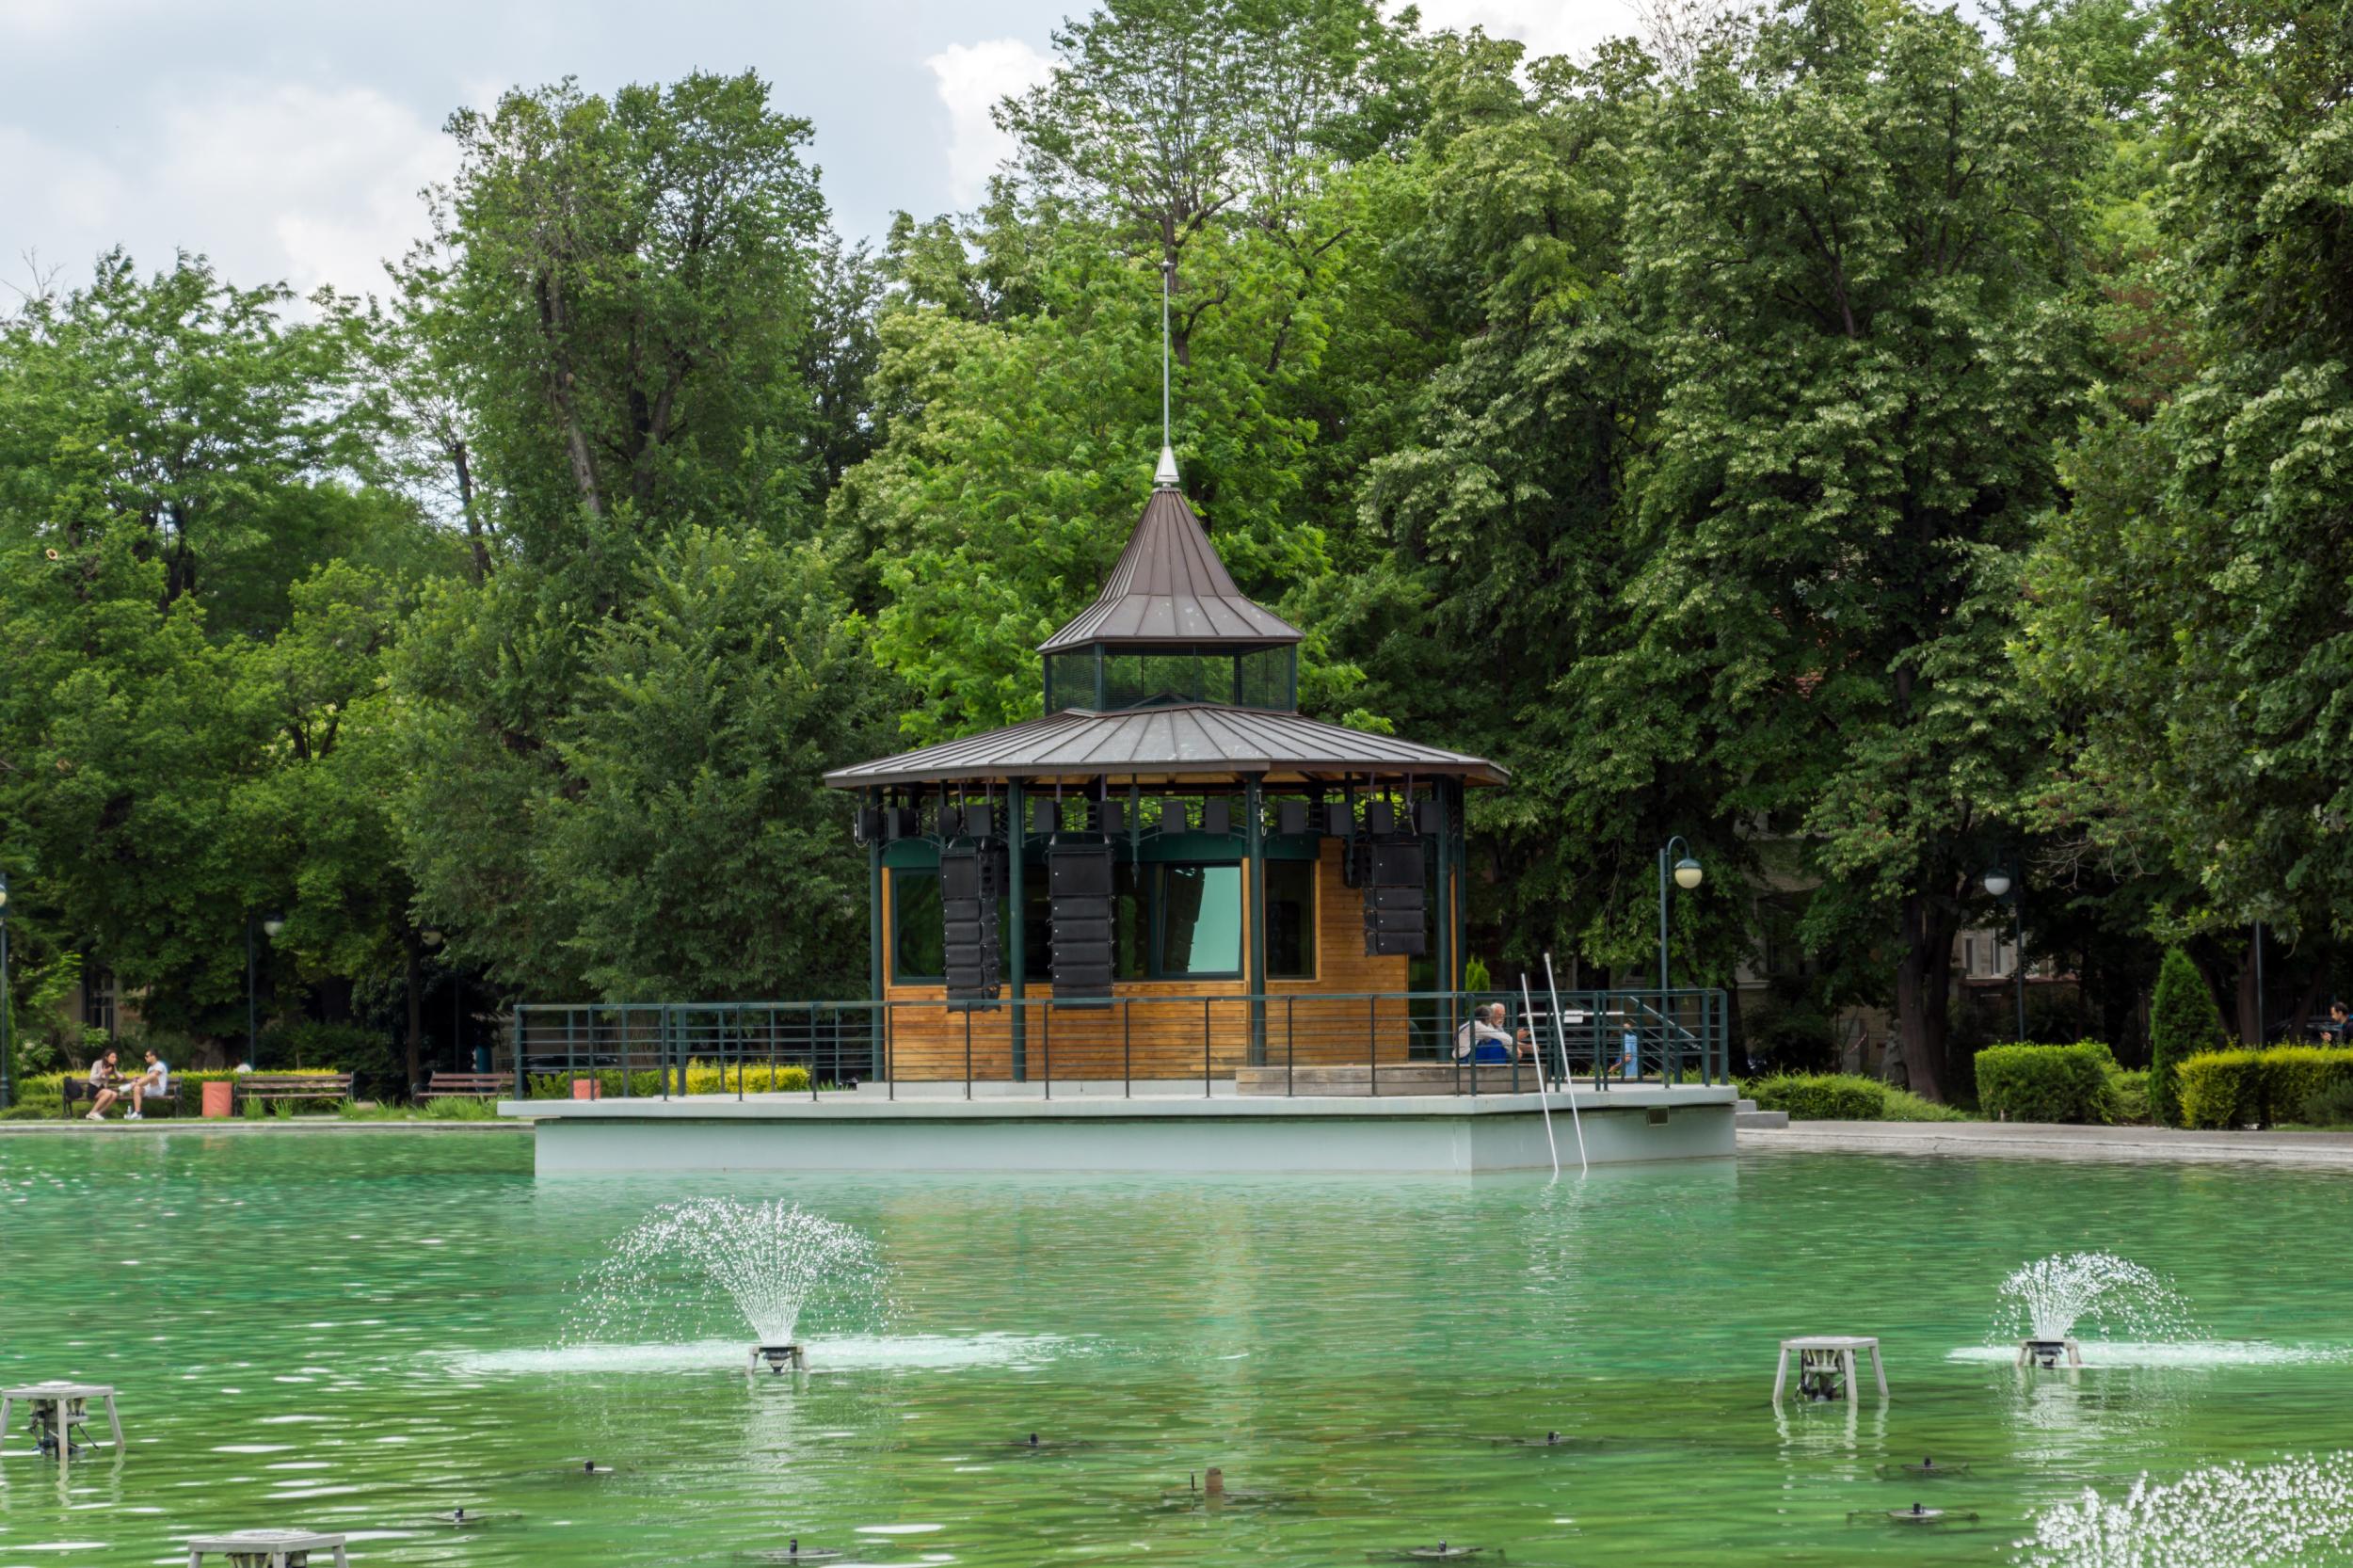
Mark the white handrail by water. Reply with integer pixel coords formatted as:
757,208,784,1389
1543,953,1590,1176
1517,974,1561,1178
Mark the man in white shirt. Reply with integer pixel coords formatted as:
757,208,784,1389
126,1050,169,1120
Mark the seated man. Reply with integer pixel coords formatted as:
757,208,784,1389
1453,1004,1529,1064
83,1048,121,1121
126,1049,169,1120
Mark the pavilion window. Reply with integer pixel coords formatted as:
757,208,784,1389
891,869,945,984
1155,863,1244,978
1265,859,1316,980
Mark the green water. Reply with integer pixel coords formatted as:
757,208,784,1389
2,1131,2349,1567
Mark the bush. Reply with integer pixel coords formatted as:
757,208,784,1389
2108,1067,2151,1125
1879,1085,1971,1123
1749,1073,1885,1120
2296,1079,2353,1128
258,1021,401,1098
2150,948,2226,1127
1975,1043,2120,1123
2177,1047,2353,1128
523,1062,813,1099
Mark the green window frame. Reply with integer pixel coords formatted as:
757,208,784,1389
1265,858,1317,981
1151,862,1245,979
890,868,945,984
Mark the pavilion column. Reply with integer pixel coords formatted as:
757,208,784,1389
1435,780,1455,1007
868,794,885,1074
1449,778,1469,990
1007,778,1027,1082
1246,774,1267,1066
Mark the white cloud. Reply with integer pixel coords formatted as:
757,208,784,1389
925,38,1053,209
0,80,454,302
1399,0,1637,61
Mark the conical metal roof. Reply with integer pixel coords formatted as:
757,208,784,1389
1037,488,1304,653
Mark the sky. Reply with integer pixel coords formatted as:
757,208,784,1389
0,0,1640,305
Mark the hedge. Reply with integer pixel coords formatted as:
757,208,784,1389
2177,1047,2353,1129
1975,1043,2119,1124
11,1068,353,1117
524,1062,813,1099
1747,1072,1968,1122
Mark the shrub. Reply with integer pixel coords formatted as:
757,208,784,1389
1975,1043,2119,1124
2177,1047,2353,1128
1879,1086,1971,1123
524,1062,812,1099
2108,1067,2152,1125
2296,1079,2353,1129
2150,948,2226,1127
1749,1073,1888,1120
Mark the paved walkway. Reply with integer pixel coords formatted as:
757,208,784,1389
1741,1119,2353,1168
0,1119,527,1136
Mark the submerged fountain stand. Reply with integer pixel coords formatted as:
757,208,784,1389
0,1381,122,1470
1771,1337,1888,1406
748,1343,808,1377
184,1528,349,1567
2017,1337,2085,1370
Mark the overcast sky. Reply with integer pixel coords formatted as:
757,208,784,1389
0,0,1640,304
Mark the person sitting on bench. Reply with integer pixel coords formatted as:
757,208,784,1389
1453,1004,1529,1064
126,1049,169,1120
84,1049,122,1120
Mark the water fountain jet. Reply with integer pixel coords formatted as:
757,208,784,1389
1995,1253,2199,1369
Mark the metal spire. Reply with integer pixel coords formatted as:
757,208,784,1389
1155,258,1179,488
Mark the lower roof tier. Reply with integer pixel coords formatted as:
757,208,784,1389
824,702,1508,790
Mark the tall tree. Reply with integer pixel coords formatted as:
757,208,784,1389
1577,0,2103,1096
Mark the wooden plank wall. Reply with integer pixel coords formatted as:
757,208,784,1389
882,839,1424,1081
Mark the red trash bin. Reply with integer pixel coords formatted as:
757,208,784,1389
570,1078,601,1101
200,1080,233,1118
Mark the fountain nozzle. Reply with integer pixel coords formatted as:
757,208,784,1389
750,1344,807,1376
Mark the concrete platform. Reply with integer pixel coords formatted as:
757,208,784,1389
504,1082,1737,1176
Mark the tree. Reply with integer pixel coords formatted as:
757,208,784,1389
1566,0,2102,1097
2022,0,2353,973
2149,944,2224,1125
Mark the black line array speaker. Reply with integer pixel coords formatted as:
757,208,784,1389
1360,835,1427,957
1048,842,1116,1003
939,845,1002,1002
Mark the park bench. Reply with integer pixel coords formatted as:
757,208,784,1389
234,1072,354,1111
415,1071,507,1101
60,1078,177,1119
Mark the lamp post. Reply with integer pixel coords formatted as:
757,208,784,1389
0,871,12,1112
247,912,285,1070
1981,867,2025,1042
1657,838,1704,992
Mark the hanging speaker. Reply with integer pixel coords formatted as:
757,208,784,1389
1048,842,1117,1002
1200,798,1231,837
1158,797,1187,834
961,803,995,839
1414,800,1443,836
1032,797,1060,837
1365,799,1397,836
1276,800,1309,836
1094,798,1125,835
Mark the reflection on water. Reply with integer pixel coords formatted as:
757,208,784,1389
1,1132,2351,1565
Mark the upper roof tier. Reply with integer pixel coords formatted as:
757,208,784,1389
1037,487,1304,653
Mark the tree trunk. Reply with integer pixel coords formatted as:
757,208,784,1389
404,941,425,1100
1893,886,1963,1101
452,438,489,585
2234,932,2262,1045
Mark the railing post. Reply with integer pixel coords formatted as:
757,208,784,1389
1042,1000,1052,1101
1369,994,1379,1098
1286,996,1294,1097
1203,997,1211,1098
964,1005,973,1101
809,1001,821,1102
1123,999,1131,1098
513,1006,526,1102
885,1002,895,1101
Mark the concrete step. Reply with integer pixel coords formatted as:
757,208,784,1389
1735,1097,1758,1113
1736,1109,1789,1129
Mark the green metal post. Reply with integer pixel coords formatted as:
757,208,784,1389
1007,778,1027,1082
867,804,884,1075
1246,775,1267,1064
1435,781,1455,1067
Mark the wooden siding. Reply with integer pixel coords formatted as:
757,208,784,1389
881,840,1423,1080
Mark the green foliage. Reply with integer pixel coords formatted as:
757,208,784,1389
1749,1071,1974,1122
1462,957,1492,992
2107,1066,2152,1126
524,1062,812,1099
2294,1080,2353,1130
2149,948,2225,1126
2177,1048,2353,1130
1974,1043,2121,1124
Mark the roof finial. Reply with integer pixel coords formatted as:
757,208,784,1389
1155,258,1179,488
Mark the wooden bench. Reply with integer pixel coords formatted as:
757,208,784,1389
60,1079,176,1119
234,1073,354,1111
416,1072,508,1101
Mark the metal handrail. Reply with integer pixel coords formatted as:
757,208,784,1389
506,986,1729,1101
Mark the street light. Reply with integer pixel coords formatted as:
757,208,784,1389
248,912,286,1070
1981,867,2025,1042
1657,838,1704,992
0,871,12,1112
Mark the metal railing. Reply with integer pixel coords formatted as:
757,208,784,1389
507,987,1729,1101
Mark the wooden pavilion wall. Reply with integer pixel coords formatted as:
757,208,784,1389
881,839,1418,1080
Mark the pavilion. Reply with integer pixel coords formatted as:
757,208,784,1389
823,445,1508,1084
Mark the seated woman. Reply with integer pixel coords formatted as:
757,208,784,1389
83,1049,121,1121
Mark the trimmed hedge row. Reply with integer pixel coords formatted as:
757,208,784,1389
1975,1043,2119,1124
1746,1073,1969,1122
524,1063,813,1099
2177,1047,2353,1129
